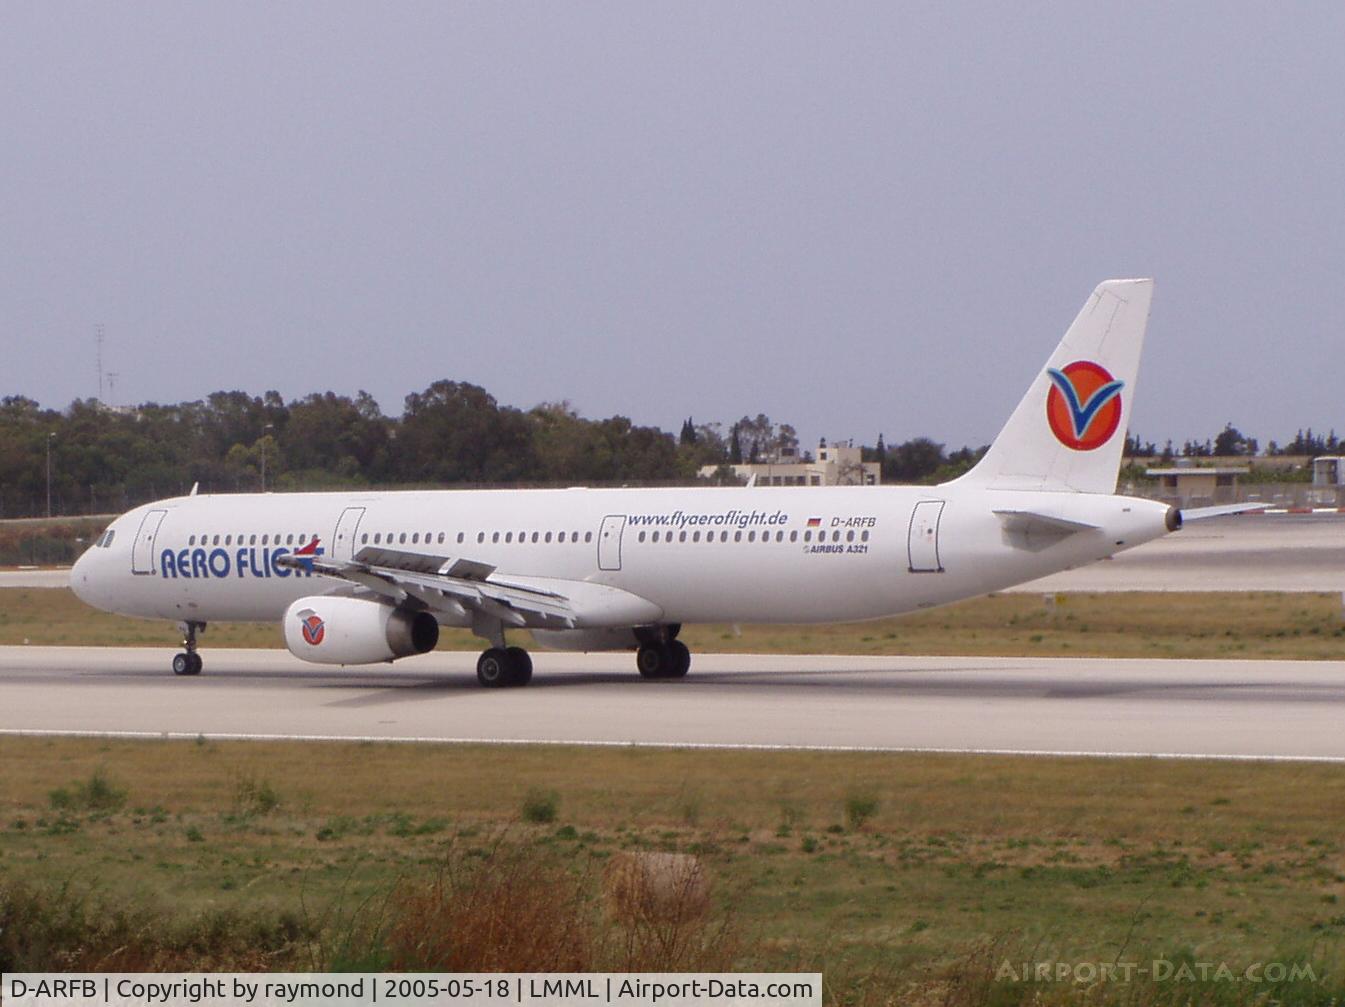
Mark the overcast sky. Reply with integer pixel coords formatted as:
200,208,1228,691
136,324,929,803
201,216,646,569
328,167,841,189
3,3,1343,452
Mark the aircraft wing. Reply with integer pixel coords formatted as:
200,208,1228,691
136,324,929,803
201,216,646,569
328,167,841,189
275,547,663,629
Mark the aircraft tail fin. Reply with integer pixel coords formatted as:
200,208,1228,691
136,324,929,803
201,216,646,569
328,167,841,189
952,278,1154,494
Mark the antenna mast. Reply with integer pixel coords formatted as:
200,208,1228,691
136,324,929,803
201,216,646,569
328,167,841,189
95,323,105,402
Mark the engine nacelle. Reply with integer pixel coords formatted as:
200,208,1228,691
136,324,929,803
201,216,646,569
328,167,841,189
283,596,439,666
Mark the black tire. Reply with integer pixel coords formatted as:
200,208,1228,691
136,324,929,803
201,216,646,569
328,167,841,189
636,643,667,679
477,648,510,688
172,652,193,676
187,653,203,675
505,646,533,686
666,640,691,678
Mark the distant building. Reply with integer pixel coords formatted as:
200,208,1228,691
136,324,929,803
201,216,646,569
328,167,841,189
699,439,880,487
1145,462,1249,506
1312,456,1345,487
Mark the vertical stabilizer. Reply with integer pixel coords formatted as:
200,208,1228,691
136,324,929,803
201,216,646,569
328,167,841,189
953,279,1153,494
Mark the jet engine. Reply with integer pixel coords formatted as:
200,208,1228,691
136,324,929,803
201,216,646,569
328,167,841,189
283,596,439,666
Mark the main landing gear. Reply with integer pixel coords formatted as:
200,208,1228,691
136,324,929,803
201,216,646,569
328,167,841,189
476,646,533,688
635,624,691,680
172,621,205,676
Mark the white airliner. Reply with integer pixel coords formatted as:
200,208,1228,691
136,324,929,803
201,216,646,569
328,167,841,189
72,279,1193,685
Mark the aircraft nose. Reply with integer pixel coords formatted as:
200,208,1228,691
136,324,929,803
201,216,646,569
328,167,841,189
69,548,96,606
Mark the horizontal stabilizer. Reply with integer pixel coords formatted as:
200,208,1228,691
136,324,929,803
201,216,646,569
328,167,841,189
993,508,1100,535
1180,502,1265,522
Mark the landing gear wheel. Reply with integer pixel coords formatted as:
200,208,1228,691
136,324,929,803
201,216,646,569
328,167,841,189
637,643,668,679
477,647,511,688
666,640,691,678
173,621,205,676
505,646,533,686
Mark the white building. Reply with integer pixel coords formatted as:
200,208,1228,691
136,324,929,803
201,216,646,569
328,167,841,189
699,439,880,487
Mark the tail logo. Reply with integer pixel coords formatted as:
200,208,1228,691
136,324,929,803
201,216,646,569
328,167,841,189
1046,361,1125,451
299,612,325,646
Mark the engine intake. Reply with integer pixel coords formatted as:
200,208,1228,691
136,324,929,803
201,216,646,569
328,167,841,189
283,596,439,666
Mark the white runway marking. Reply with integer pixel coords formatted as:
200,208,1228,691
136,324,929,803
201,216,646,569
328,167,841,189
3,726,1345,764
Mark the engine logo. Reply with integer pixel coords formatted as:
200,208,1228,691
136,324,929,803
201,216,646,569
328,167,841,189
300,613,325,646
1045,361,1124,451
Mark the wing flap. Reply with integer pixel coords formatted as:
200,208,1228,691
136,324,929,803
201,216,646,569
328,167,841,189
276,551,661,629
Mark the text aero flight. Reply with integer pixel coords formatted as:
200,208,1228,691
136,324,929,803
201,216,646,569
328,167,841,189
73,279,1186,685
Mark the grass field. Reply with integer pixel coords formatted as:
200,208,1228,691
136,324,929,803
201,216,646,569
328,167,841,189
4,588,1345,1002
1,737,1343,1004
3,587,1344,660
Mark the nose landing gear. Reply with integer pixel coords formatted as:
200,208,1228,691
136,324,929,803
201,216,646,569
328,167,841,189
172,621,205,676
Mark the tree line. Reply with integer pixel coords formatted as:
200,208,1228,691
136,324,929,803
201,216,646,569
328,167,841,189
5,382,1320,519
1124,424,1340,461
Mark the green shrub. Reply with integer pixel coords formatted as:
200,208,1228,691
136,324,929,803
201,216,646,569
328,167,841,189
844,792,879,831
521,788,559,824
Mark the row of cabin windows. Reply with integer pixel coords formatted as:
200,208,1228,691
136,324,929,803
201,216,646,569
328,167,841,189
180,527,867,550
637,528,870,545
189,532,314,547
359,530,596,547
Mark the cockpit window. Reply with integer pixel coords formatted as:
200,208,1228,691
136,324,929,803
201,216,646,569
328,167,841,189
98,530,115,548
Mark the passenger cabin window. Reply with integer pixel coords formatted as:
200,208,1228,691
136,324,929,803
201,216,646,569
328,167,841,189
189,535,196,546
584,532,593,543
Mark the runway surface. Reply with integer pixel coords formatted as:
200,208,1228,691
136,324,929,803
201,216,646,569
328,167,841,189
3,646,1345,761
4,514,1342,592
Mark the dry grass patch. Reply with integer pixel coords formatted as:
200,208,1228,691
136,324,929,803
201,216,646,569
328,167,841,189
5,588,1344,659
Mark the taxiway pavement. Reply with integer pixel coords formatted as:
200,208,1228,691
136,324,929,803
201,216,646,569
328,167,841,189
3,646,1344,761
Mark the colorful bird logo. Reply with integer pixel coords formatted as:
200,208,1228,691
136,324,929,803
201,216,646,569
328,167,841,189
1045,361,1125,451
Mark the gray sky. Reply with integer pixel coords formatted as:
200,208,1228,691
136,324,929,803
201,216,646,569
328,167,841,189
4,3,1343,452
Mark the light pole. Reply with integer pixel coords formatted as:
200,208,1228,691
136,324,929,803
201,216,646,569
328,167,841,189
260,423,274,491
45,432,55,518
